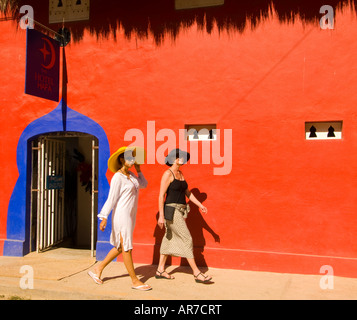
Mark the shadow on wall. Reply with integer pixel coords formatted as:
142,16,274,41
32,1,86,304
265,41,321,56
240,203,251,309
152,188,220,268
2,0,356,45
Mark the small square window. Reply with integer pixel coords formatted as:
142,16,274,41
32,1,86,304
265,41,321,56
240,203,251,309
185,124,217,141
305,121,342,140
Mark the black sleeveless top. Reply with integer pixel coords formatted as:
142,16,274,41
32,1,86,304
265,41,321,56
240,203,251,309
165,171,188,205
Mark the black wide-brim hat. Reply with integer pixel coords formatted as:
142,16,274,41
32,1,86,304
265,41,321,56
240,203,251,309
165,148,190,166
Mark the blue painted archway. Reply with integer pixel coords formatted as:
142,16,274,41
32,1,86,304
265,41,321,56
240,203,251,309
3,100,112,258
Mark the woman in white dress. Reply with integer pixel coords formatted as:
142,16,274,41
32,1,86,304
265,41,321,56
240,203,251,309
88,146,151,291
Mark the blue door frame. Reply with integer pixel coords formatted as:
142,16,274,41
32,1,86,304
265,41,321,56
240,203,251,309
3,100,112,258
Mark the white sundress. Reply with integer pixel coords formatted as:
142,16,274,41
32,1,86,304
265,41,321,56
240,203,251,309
98,171,148,252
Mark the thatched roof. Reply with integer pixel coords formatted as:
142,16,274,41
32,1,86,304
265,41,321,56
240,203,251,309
1,0,356,44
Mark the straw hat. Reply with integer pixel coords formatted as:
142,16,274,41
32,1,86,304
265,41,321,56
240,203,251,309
107,146,146,173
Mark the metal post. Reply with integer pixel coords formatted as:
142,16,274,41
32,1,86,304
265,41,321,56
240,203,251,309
91,140,98,257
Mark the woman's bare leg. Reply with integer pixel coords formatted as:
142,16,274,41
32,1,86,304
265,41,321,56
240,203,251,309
122,249,145,287
187,258,212,281
158,254,168,271
93,246,122,278
157,254,175,279
120,235,151,288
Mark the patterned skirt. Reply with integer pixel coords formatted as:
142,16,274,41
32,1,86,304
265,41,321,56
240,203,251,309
160,204,194,259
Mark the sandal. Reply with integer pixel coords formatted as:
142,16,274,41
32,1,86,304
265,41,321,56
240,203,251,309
194,272,212,284
88,271,103,285
155,269,175,280
132,284,152,291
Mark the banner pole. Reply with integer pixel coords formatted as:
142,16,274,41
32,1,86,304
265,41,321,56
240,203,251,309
27,16,64,39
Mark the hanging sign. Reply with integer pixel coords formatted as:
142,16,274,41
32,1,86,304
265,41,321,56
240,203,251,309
175,0,224,10
47,175,64,189
49,0,90,24
25,28,60,102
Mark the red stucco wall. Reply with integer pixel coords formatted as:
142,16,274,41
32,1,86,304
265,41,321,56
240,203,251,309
1,3,357,277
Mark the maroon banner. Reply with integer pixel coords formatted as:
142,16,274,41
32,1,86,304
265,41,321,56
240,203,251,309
25,28,60,102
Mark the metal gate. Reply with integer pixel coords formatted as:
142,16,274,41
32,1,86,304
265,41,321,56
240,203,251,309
31,134,98,256
32,137,65,252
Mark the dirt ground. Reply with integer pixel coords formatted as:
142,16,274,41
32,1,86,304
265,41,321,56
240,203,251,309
1,248,357,300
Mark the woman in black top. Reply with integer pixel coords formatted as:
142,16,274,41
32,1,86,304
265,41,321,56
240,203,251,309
157,148,212,284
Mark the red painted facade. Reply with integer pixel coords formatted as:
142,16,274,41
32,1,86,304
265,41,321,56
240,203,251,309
2,1,357,277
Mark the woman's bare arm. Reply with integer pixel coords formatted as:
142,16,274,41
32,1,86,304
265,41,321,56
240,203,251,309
185,186,208,214
158,170,173,229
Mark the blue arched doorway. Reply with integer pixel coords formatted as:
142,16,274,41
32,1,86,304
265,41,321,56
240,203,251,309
3,100,112,258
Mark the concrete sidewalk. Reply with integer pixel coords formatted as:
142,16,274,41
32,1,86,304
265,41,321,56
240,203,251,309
1,248,357,300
